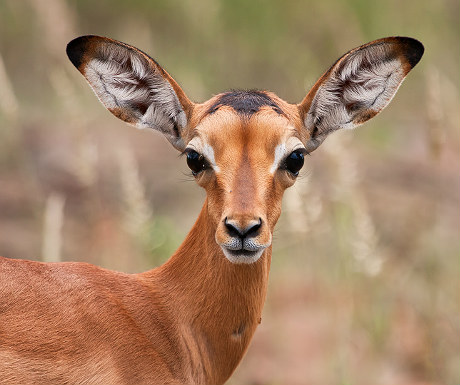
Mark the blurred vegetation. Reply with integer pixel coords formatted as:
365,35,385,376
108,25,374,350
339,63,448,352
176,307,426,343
0,0,459,384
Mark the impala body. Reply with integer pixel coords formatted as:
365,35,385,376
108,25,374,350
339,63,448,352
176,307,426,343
0,36,423,384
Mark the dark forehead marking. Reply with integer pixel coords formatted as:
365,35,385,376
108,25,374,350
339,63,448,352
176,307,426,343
207,90,285,117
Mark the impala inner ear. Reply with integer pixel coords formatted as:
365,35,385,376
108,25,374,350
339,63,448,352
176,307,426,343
67,35,194,151
299,37,424,152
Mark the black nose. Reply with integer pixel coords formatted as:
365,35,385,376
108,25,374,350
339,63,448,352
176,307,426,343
224,217,262,239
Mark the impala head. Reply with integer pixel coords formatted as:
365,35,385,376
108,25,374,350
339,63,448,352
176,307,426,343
67,35,423,264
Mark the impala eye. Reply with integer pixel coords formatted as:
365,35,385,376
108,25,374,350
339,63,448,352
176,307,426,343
186,150,208,176
284,150,305,176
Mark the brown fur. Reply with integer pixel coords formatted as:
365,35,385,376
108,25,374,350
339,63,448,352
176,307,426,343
0,36,423,384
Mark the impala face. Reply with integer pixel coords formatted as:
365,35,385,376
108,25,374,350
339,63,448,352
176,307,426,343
187,93,307,262
67,35,423,264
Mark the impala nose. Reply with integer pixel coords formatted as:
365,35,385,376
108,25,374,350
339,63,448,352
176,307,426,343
224,217,262,239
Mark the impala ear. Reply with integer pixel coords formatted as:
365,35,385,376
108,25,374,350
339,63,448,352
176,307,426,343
66,35,194,151
298,37,424,153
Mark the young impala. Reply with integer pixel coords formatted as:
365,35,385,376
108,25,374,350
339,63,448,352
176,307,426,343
0,36,423,384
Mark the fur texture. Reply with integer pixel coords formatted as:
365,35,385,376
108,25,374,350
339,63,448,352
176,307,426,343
0,36,423,384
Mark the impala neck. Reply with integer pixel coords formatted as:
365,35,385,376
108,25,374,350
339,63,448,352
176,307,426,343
153,199,272,384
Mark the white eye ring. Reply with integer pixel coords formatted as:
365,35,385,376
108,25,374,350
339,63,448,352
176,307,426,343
186,138,220,173
270,137,306,175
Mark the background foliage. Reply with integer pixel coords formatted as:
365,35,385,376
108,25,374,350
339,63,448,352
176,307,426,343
0,1,459,384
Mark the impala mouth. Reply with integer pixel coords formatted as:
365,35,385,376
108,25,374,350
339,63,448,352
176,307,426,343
221,246,265,264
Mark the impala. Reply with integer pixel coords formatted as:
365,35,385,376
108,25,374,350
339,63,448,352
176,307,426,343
0,36,423,384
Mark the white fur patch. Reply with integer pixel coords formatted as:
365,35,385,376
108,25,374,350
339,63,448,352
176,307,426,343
270,143,286,174
270,136,305,174
221,247,265,264
186,137,220,173
202,144,220,173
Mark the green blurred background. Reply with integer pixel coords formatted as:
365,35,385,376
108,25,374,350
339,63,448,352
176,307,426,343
0,0,459,384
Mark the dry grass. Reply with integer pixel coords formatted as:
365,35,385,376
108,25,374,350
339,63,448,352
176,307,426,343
0,1,458,384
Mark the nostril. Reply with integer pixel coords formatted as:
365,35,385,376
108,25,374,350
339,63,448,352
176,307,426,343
245,217,262,238
224,217,262,239
224,218,243,238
